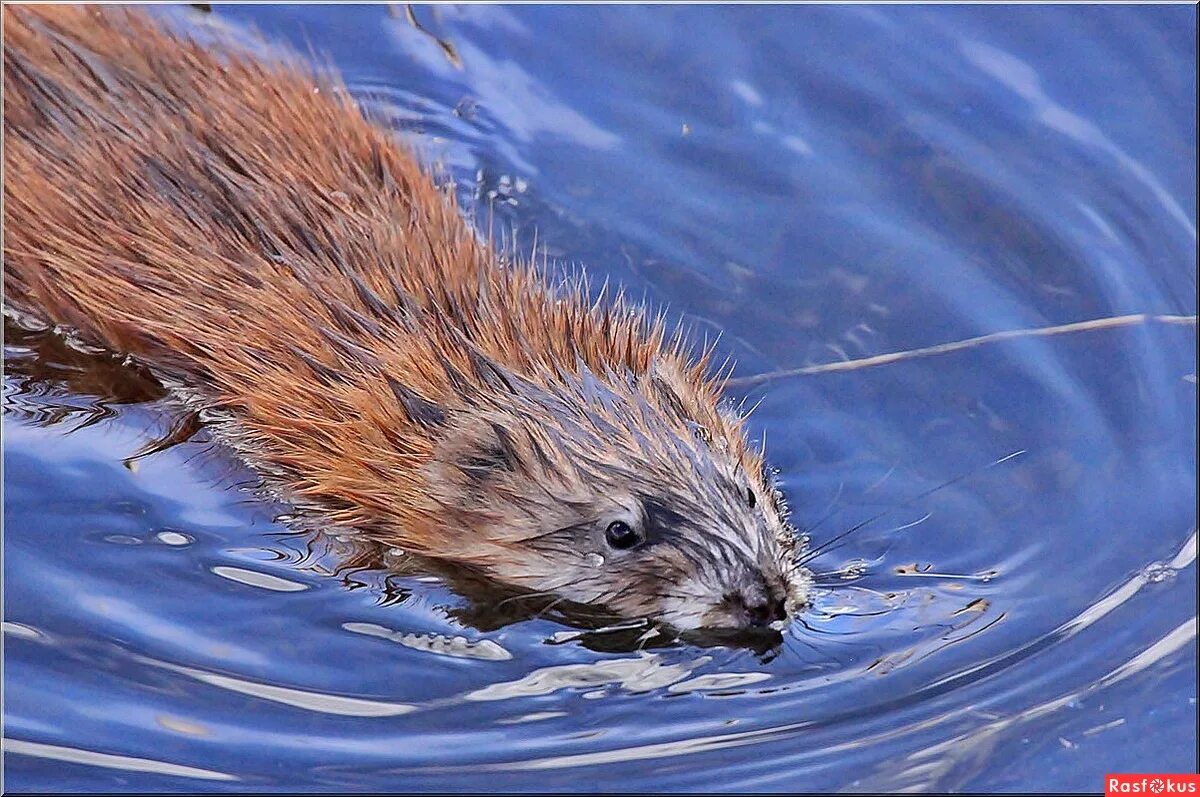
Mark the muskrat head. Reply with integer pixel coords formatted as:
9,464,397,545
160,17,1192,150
420,357,810,633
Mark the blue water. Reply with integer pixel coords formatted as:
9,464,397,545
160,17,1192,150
4,4,1196,792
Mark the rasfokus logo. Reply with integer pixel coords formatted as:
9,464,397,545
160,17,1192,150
1107,774,1200,795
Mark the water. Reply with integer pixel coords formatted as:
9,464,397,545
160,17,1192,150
3,4,1196,792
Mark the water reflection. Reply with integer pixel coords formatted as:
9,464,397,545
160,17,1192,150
4,2,1195,791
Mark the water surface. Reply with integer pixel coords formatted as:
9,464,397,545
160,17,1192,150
4,4,1196,792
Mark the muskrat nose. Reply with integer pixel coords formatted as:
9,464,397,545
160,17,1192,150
748,595,788,627
728,591,789,628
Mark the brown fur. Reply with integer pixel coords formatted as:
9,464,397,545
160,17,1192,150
3,5,805,628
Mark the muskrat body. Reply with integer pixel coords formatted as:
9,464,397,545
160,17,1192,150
3,5,808,630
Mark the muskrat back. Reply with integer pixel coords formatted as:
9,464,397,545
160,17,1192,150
3,4,809,631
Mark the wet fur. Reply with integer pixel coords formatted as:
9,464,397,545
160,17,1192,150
3,5,806,626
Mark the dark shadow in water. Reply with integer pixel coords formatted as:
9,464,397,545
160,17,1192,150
4,317,166,418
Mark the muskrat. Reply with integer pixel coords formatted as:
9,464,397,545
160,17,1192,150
2,5,810,631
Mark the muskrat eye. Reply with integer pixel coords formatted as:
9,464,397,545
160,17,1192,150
746,487,756,508
605,520,640,550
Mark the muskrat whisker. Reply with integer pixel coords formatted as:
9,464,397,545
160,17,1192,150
844,584,902,602
492,570,616,618
514,522,585,545
798,451,1026,566
798,480,846,538
491,589,563,611
799,512,930,572
807,569,851,581
596,580,658,613
530,594,572,622
886,511,933,534
860,462,900,496
796,522,878,567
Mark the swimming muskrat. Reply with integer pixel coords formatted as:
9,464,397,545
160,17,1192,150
3,5,810,631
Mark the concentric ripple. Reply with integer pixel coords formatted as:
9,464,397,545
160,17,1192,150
4,4,1195,792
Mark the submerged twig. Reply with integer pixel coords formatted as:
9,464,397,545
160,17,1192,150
397,4,462,70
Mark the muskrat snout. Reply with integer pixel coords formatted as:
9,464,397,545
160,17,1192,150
718,585,790,630
687,567,802,632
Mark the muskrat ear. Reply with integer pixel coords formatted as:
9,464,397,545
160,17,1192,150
649,364,692,422
460,422,520,476
384,375,447,429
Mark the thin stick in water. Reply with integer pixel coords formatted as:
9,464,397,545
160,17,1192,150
726,313,1198,388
